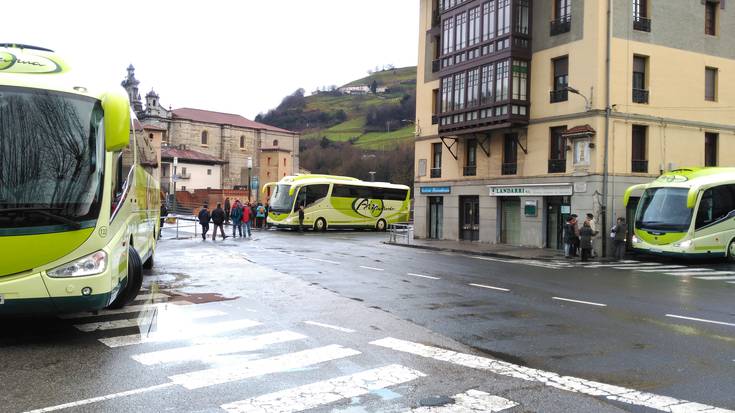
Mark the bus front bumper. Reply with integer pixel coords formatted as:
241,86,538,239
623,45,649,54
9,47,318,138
631,237,726,259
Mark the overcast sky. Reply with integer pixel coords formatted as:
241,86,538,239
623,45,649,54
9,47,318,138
4,0,418,119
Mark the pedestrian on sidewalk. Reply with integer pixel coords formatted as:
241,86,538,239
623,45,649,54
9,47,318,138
242,202,252,238
211,203,226,240
563,216,575,258
585,213,599,257
198,204,210,241
298,204,305,233
579,221,594,262
571,214,580,257
612,217,628,261
231,200,243,237
224,197,231,224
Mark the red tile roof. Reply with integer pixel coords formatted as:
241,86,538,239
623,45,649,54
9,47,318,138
562,124,596,138
171,107,293,134
161,146,226,164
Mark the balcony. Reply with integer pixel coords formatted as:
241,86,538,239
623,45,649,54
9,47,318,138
430,167,442,178
550,89,568,103
632,88,649,104
431,115,439,125
548,159,566,173
550,16,571,36
501,163,517,175
633,16,651,32
632,160,648,173
463,165,477,176
432,59,440,73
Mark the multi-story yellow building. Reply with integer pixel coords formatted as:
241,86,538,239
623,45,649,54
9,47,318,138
415,0,734,255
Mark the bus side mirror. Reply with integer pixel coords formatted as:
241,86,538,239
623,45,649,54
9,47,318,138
102,91,131,152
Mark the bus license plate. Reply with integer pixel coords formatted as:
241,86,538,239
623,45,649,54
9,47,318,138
0,294,4,305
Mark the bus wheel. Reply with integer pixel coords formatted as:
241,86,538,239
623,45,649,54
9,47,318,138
728,240,735,262
108,247,143,309
143,253,154,270
315,218,327,232
376,219,387,232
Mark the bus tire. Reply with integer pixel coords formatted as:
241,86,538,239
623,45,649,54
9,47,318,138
315,218,327,232
728,240,735,262
143,253,154,270
376,219,387,232
108,247,143,309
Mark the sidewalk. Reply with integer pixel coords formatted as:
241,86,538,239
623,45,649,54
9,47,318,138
386,238,590,261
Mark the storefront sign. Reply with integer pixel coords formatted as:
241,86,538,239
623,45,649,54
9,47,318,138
489,183,573,197
420,186,451,195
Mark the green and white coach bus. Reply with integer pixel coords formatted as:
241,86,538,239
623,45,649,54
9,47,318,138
0,44,159,314
624,167,735,260
264,175,410,231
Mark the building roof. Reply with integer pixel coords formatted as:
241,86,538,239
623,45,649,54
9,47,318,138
143,124,167,131
161,146,226,164
171,107,294,134
562,124,596,138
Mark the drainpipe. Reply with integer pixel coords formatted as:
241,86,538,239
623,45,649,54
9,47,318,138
601,0,613,257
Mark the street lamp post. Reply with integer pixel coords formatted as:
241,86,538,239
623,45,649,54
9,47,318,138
247,156,253,202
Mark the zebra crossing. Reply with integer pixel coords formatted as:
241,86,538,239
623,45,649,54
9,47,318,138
28,289,733,413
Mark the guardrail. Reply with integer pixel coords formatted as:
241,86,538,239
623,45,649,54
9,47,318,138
387,223,414,245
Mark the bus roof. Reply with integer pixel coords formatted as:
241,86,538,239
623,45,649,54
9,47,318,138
277,174,410,190
624,167,735,208
0,44,105,100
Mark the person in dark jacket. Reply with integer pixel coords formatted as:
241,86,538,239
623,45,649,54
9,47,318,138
198,205,210,241
612,217,628,260
224,197,231,224
159,202,168,239
563,217,575,257
211,203,226,240
230,200,243,237
298,204,305,232
579,221,594,262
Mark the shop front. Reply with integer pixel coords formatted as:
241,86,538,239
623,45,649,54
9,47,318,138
420,186,451,240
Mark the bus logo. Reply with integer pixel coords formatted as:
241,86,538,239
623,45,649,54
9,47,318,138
352,198,384,218
0,51,63,74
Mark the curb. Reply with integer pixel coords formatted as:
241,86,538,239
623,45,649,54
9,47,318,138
383,241,567,262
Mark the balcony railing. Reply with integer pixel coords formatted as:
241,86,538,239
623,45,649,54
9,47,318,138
633,16,651,32
548,159,566,173
432,59,440,73
550,89,568,103
550,16,571,36
430,167,442,178
632,160,648,173
633,88,649,104
501,163,517,175
463,165,477,176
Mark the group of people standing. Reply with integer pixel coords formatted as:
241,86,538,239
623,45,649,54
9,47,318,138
564,213,629,261
197,197,269,241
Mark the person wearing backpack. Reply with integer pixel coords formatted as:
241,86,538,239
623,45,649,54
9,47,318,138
256,203,266,229
197,204,211,241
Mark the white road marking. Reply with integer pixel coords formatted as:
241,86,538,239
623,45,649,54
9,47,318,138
409,389,518,413
303,320,356,333
728,282,735,285
74,309,225,332
660,268,712,273
59,301,194,319
170,344,361,390
371,337,734,413
99,319,262,348
583,262,660,268
636,265,688,272
407,273,441,280
220,364,425,413
22,383,176,413
306,257,340,265
359,265,385,271
469,283,510,292
131,331,307,365
552,297,607,307
693,274,735,280
665,314,735,328
607,264,664,269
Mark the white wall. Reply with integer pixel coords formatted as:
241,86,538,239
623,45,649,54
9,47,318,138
178,163,221,192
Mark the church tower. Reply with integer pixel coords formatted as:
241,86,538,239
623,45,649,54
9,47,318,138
121,64,143,114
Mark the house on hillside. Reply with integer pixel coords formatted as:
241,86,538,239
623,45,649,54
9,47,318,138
338,85,370,95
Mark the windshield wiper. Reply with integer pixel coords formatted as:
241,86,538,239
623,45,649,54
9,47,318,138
0,208,82,229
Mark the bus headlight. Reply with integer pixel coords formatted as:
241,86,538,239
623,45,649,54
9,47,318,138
674,240,692,249
47,251,107,278
631,234,642,244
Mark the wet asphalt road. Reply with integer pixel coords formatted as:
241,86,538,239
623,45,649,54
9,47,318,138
1,227,734,413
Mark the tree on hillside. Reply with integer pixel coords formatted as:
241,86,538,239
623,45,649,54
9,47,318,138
370,80,378,94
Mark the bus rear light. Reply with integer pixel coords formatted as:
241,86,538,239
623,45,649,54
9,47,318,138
48,251,107,278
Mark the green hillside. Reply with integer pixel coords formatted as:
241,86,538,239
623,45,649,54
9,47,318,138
302,66,417,149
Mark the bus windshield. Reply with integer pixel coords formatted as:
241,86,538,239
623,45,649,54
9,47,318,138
270,184,295,213
0,86,105,235
636,187,692,232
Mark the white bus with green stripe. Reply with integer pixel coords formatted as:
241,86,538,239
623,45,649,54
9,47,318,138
264,175,410,231
624,167,735,260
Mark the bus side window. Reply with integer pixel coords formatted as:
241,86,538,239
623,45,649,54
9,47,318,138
305,185,329,207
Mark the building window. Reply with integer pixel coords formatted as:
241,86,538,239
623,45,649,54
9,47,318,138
511,60,528,101
633,0,651,32
148,133,154,140
514,0,530,35
181,186,186,191
455,12,468,51
431,142,442,178
469,6,481,46
502,134,518,175
632,55,649,104
207,169,212,176
705,67,718,101
201,131,208,146
467,69,480,107
496,60,509,102
480,63,495,104
273,139,279,146
441,76,453,113
162,131,168,144
284,158,287,166
497,0,511,36
705,132,718,167
551,0,571,35
482,1,496,41
551,56,568,103
454,72,466,110
442,18,455,55
549,126,567,173
181,167,187,176
267,171,271,177
632,125,648,173
705,1,718,36
464,139,477,176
